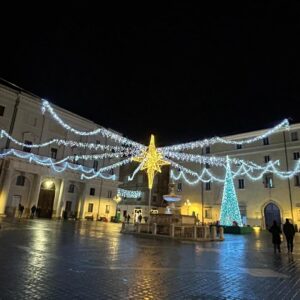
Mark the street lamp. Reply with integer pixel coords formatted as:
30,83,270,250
184,199,191,215
114,194,122,222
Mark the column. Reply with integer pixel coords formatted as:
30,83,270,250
0,166,13,215
77,183,88,219
29,174,42,208
54,179,67,219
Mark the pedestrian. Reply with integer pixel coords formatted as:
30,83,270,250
18,203,24,219
283,218,296,253
31,205,36,218
269,220,282,253
138,214,142,223
127,214,131,224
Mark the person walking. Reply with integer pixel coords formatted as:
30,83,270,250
31,205,36,218
269,220,282,253
283,218,296,253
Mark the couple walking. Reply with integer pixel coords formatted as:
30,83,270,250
269,219,296,253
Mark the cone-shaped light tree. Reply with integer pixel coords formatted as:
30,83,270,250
220,156,243,226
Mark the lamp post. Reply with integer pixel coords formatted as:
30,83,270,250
114,194,122,222
184,199,191,215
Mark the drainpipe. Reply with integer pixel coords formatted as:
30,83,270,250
283,131,294,223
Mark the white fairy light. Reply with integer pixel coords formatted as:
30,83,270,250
117,188,142,198
160,119,289,152
41,100,145,149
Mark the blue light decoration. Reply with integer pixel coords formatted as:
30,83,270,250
220,157,243,226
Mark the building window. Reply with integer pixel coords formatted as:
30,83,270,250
50,148,57,159
238,179,244,189
236,144,242,149
291,132,298,141
107,190,112,198
294,152,300,160
68,184,75,193
88,203,94,213
205,182,211,191
205,146,210,154
295,175,300,187
177,182,182,192
205,163,210,169
264,174,274,188
93,160,98,171
16,175,25,186
264,155,270,163
0,105,5,116
263,137,269,145
205,208,212,219
23,140,32,153
105,205,110,214
90,188,95,196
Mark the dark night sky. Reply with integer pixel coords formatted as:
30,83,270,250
1,2,300,146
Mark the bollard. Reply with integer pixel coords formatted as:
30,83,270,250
210,225,217,240
153,223,157,235
193,226,197,239
204,226,209,239
219,226,224,240
170,224,175,237
121,221,125,232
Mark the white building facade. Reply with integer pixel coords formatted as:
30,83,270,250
0,81,120,220
172,125,300,230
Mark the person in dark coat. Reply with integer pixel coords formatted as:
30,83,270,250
283,218,296,253
31,205,36,218
269,220,282,253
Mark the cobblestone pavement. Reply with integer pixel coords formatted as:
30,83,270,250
0,219,300,300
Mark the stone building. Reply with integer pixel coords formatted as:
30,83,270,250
172,124,300,229
0,80,120,220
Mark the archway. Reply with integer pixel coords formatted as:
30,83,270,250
37,180,56,218
264,202,281,229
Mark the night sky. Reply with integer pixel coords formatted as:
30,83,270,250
1,2,300,146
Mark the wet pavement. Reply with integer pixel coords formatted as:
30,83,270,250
0,219,300,300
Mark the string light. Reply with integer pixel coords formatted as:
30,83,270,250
0,149,117,179
41,100,145,149
170,159,300,184
81,158,132,180
1,129,139,154
117,188,142,198
160,119,289,152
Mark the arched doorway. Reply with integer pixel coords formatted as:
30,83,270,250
37,180,55,218
264,202,281,229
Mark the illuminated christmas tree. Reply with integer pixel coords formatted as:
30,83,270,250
220,157,243,226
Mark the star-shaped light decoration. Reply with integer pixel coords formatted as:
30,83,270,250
132,134,170,189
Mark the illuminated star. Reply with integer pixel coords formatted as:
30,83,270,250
132,135,170,189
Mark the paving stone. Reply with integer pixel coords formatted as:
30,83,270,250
0,218,299,299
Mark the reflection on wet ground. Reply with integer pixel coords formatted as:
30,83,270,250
0,218,300,299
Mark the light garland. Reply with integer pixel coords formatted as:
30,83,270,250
81,158,132,180
1,129,139,155
41,100,145,149
170,159,300,184
0,149,117,180
117,188,142,199
160,119,289,151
